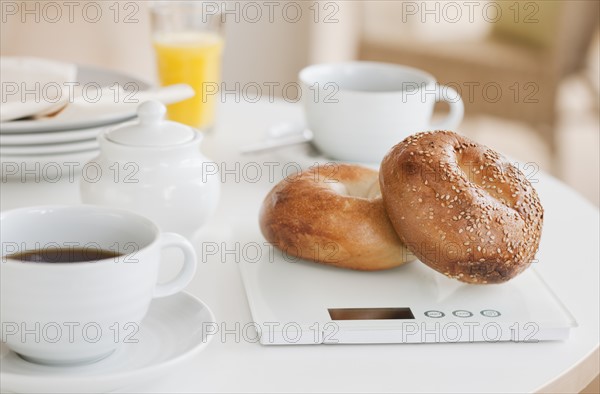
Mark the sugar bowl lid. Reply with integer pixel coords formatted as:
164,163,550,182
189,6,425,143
106,101,195,147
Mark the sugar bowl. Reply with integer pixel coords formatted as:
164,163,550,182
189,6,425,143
80,101,220,237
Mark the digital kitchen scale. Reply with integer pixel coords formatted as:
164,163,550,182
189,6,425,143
238,246,577,345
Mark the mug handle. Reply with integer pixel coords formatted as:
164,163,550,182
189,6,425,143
154,233,197,298
429,85,464,130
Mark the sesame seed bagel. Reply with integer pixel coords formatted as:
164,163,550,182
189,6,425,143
260,164,415,270
380,131,544,284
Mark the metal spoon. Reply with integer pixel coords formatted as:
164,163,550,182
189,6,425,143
240,123,314,154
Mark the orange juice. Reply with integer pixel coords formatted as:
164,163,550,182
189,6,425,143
153,31,224,129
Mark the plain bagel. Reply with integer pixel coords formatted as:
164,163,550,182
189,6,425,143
260,164,415,270
379,131,544,284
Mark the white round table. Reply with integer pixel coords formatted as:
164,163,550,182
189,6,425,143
1,100,598,393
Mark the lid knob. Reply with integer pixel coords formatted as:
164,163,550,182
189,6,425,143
138,101,166,125
105,100,196,147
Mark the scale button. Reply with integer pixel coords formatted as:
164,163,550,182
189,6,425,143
424,310,445,318
452,310,473,318
480,309,501,317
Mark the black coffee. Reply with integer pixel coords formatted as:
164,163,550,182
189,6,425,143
4,247,122,263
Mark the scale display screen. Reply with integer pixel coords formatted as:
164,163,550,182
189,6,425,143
328,307,415,320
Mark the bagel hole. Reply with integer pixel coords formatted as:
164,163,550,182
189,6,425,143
458,157,487,188
456,152,513,207
328,182,349,196
453,146,483,184
327,179,380,199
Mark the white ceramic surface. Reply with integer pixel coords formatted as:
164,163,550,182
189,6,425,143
0,126,104,146
80,102,220,238
107,101,195,146
299,61,464,163
0,291,215,394
0,205,197,364
0,139,98,155
0,57,78,122
0,65,150,133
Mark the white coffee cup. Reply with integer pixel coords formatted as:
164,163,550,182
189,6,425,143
299,61,464,163
0,205,197,365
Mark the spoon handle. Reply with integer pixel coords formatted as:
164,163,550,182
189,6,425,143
240,131,313,154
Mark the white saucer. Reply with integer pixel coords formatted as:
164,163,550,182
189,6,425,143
0,139,98,155
0,292,215,394
0,126,104,146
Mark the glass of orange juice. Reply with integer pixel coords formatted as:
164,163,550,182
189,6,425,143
150,2,224,130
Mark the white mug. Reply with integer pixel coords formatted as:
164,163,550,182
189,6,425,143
0,205,197,365
299,61,464,163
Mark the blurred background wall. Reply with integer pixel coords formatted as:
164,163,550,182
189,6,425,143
1,0,599,214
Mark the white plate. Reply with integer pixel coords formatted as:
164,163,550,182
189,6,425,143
0,65,150,134
0,292,215,394
0,125,103,145
1,150,99,181
0,57,78,122
1,140,98,155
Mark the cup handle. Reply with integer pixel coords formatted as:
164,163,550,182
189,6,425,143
429,85,464,130
154,233,197,298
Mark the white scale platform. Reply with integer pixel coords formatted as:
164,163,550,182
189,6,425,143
239,247,577,345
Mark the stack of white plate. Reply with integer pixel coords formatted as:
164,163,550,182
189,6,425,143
1,65,151,178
